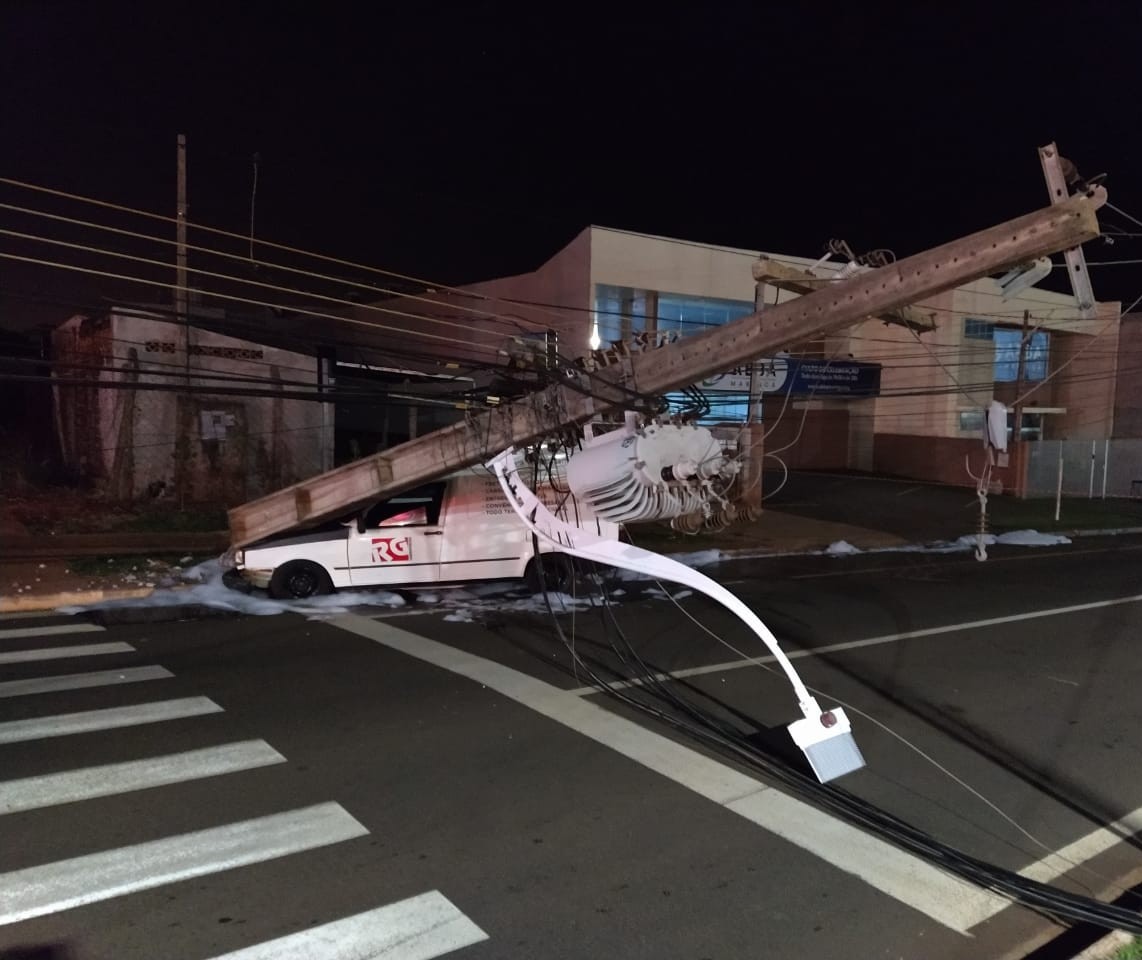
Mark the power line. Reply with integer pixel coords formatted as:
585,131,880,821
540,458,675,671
0,200,551,334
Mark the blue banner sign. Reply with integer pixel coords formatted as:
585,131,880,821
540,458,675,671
699,357,881,397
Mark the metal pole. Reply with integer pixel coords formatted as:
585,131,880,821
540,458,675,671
1101,438,1109,499
1088,439,1096,499
1055,441,1064,522
1012,309,1030,448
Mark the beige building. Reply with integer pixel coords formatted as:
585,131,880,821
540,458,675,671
369,226,1121,490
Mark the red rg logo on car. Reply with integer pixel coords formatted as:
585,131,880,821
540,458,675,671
371,537,411,563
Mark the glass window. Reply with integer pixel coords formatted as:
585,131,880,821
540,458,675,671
964,318,994,340
657,293,753,334
958,409,984,433
363,482,446,528
994,329,1049,382
593,284,649,345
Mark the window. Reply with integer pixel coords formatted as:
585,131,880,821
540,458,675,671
657,293,753,334
958,410,984,433
363,482,446,528
593,285,649,344
993,329,1049,382
964,318,994,340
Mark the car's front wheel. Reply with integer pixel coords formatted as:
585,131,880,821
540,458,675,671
268,560,333,600
525,553,575,594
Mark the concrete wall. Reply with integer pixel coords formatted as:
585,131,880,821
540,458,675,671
52,309,328,503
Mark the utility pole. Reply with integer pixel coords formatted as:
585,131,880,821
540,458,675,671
739,282,767,513
1011,309,1031,448
228,191,1104,546
176,134,189,508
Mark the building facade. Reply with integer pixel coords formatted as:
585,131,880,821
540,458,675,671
367,226,1122,491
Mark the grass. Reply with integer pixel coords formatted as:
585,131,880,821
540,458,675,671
1113,937,1142,960
119,508,228,533
988,496,1142,533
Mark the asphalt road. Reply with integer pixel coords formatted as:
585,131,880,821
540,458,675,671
1,535,1141,959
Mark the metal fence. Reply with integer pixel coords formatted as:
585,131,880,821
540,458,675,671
1025,438,1142,500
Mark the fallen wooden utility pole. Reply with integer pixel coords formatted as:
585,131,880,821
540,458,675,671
229,192,1103,546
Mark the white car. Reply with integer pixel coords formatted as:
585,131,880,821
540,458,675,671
234,471,618,599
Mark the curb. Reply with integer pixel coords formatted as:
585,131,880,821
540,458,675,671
1070,930,1133,960
0,586,158,614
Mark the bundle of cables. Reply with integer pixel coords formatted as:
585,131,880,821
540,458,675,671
529,545,1142,937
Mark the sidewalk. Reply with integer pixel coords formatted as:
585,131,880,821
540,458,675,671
4,471,1141,614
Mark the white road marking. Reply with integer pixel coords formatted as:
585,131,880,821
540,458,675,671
0,641,134,664
959,806,1142,929
0,623,105,641
203,891,488,960
0,611,81,622
0,802,368,926
330,614,1007,935
0,665,172,699
567,592,1142,695
0,697,223,745
0,740,286,814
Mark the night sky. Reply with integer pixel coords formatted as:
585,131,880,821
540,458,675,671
3,3,1142,329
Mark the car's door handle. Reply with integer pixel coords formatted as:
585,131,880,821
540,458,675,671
424,530,444,536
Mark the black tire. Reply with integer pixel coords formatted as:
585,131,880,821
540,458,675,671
525,553,575,594
268,560,333,600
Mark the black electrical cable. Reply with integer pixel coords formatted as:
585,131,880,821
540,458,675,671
521,501,1142,935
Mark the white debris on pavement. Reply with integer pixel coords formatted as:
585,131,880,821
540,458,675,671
825,540,862,556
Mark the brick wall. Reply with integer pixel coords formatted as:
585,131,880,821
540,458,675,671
1114,313,1142,438
874,433,1028,493
764,407,851,470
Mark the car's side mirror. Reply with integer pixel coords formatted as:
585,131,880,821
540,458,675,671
355,513,367,534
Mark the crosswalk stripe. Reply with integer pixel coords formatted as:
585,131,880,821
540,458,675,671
0,623,106,641
0,642,134,665
0,665,172,699
204,892,489,960
0,740,286,815
0,802,369,926
0,697,224,745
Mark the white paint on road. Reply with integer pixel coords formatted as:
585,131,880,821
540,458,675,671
203,892,488,960
330,614,1008,935
0,665,172,699
0,802,368,926
0,622,105,640
0,611,84,622
0,641,134,664
0,696,223,744
567,591,1142,695
0,740,286,814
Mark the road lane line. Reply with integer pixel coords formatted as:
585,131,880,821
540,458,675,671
331,613,1005,935
0,802,368,926
203,891,488,960
0,612,82,622
0,665,172,699
567,592,1142,695
0,697,224,744
0,642,134,664
0,740,286,814
0,623,105,641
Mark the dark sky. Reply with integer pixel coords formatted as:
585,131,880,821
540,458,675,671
3,2,1142,328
